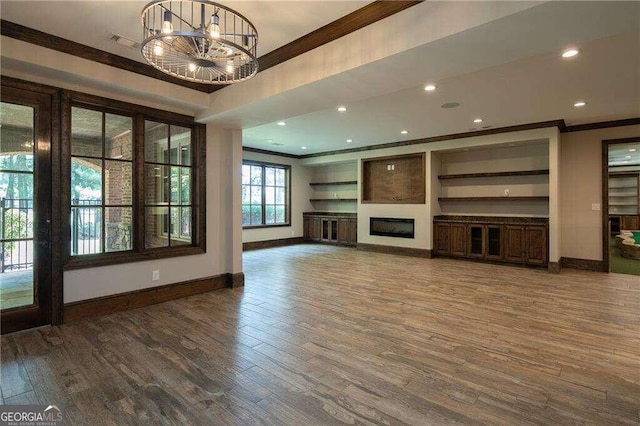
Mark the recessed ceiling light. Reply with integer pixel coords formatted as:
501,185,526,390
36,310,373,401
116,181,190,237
623,160,629,164
626,155,632,159
562,49,579,58
277,121,286,126
301,146,307,150
424,84,436,92
441,102,460,109
346,139,353,143
337,106,347,112
473,118,483,124
573,101,587,107
629,148,636,152
401,130,408,135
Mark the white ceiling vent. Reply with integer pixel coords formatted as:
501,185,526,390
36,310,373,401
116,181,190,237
109,33,140,49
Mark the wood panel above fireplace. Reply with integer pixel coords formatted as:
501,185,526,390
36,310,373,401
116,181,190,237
362,153,425,204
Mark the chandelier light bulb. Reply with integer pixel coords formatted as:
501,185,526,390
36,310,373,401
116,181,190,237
209,14,220,38
226,60,234,73
226,48,233,56
162,10,173,34
153,42,163,56
188,63,197,72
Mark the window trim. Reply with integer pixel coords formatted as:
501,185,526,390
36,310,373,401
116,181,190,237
242,160,291,229
61,90,206,270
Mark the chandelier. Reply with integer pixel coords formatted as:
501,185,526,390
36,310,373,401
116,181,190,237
141,0,258,84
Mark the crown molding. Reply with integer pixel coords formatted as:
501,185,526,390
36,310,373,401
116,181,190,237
562,117,640,133
0,20,210,93
1,1,422,94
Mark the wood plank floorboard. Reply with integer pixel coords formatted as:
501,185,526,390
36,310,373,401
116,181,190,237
1,244,639,424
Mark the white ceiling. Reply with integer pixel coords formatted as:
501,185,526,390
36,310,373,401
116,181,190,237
0,0,370,60
1,1,639,158
240,1,640,155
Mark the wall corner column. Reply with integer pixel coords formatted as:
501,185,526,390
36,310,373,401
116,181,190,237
549,128,561,272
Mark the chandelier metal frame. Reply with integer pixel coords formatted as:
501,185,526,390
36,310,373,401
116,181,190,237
141,0,258,85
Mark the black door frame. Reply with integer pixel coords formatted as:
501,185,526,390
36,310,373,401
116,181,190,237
602,136,640,273
1,77,63,333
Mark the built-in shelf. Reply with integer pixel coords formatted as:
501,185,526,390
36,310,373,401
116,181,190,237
608,173,639,215
609,185,638,190
309,181,357,186
310,198,357,202
438,169,549,180
438,196,550,202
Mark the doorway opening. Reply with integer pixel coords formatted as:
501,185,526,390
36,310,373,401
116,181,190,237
603,137,640,276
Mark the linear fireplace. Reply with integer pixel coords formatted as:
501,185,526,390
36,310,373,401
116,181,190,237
370,217,415,239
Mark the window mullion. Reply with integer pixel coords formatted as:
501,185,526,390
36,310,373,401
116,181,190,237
101,111,106,254
261,166,266,225
134,115,145,252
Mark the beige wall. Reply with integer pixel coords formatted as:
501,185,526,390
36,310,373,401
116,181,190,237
241,151,313,243
560,125,640,261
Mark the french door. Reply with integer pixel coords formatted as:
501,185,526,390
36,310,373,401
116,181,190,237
1,86,54,333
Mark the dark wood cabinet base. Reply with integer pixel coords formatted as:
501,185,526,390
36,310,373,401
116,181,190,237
434,216,549,267
303,212,357,246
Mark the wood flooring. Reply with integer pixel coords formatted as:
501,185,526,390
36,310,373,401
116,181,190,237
1,244,639,425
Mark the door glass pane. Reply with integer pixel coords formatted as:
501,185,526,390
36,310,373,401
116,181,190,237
470,226,483,255
0,103,34,172
0,102,35,309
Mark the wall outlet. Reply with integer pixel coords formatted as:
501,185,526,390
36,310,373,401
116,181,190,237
591,203,601,211
152,270,160,281
504,188,510,196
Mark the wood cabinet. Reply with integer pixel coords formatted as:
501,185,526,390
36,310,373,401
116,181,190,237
303,213,357,246
303,216,322,242
434,216,548,267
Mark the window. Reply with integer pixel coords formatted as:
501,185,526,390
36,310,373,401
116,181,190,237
64,93,205,269
242,162,290,227
144,121,192,248
70,107,133,255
